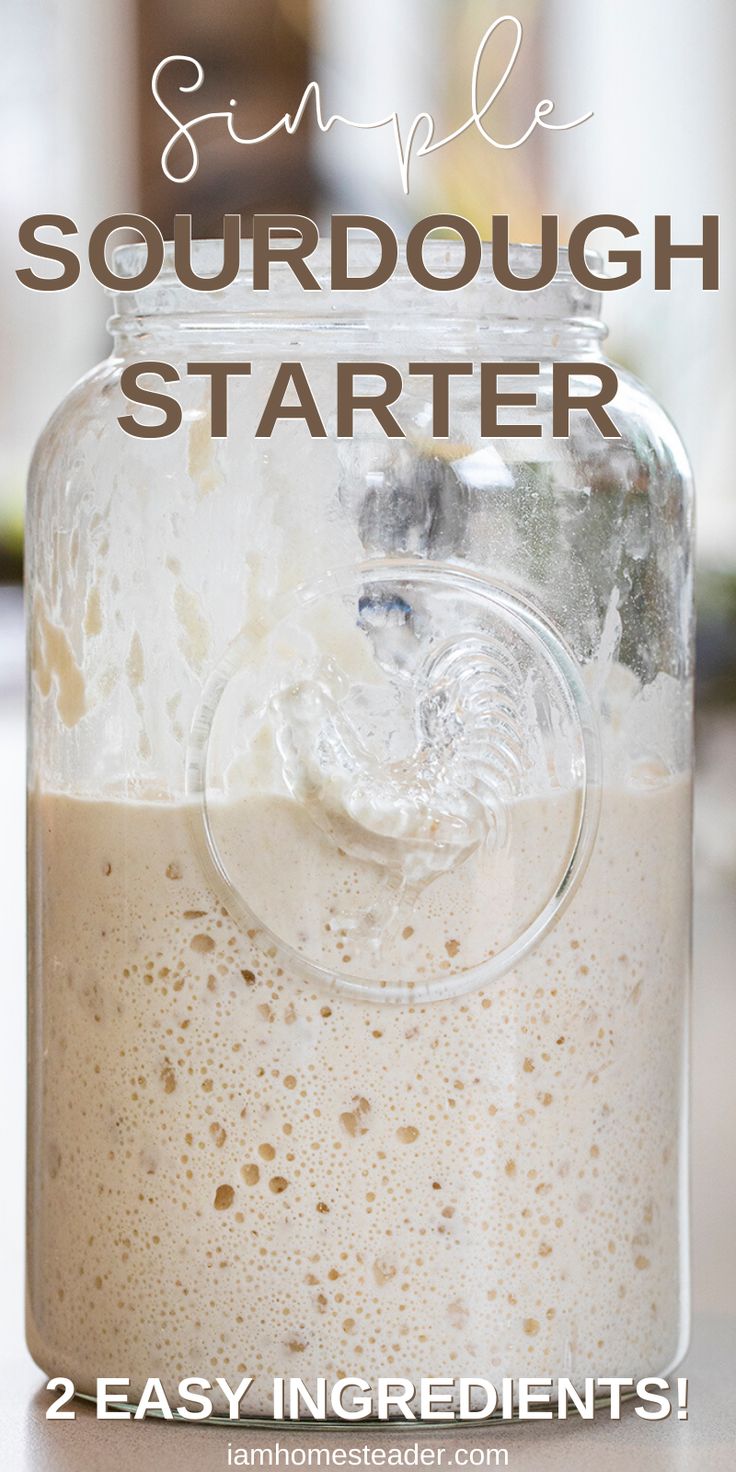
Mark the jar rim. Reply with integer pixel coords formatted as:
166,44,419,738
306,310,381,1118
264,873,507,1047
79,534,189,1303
107,238,607,338
109,237,605,290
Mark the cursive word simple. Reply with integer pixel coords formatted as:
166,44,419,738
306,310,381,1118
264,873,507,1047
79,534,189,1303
152,15,593,194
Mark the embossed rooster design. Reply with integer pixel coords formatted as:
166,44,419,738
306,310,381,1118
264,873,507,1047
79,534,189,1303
270,629,530,895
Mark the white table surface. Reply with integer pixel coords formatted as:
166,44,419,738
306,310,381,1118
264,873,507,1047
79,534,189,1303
1,675,734,1471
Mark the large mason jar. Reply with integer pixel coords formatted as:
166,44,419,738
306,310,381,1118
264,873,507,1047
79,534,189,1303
26,242,693,1420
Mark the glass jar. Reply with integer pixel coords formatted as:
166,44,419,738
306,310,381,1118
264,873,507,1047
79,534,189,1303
26,242,693,1421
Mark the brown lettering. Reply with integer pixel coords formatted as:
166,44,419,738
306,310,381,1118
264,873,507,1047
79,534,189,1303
174,215,242,291
331,216,399,291
89,214,165,290
568,216,641,290
408,362,474,437
406,215,482,290
336,363,404,437
188,362,252,437
252,215,320,291
17,216,80,291
480,363,541,437
119,362,182,438
256,363,326,437
493,217,559,291
552,363,620,438
654,215,719,290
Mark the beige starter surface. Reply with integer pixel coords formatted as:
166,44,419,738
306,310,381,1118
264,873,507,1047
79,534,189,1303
26,774,690,1417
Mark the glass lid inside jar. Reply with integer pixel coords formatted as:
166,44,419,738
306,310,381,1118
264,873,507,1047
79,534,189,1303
187,561,600,1003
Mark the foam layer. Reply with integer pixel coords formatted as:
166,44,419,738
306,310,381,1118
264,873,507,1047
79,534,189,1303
27,779,690,1416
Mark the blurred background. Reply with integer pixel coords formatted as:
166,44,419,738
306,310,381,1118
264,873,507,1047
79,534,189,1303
0,0,734,1414
2,0,735,677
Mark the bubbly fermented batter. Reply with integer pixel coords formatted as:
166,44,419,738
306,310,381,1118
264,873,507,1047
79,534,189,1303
26,774,689,1416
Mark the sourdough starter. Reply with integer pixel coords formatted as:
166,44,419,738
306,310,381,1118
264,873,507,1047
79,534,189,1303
26,775,689,1414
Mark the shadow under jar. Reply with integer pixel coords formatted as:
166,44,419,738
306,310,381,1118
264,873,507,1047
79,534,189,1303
26,242,693,1422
